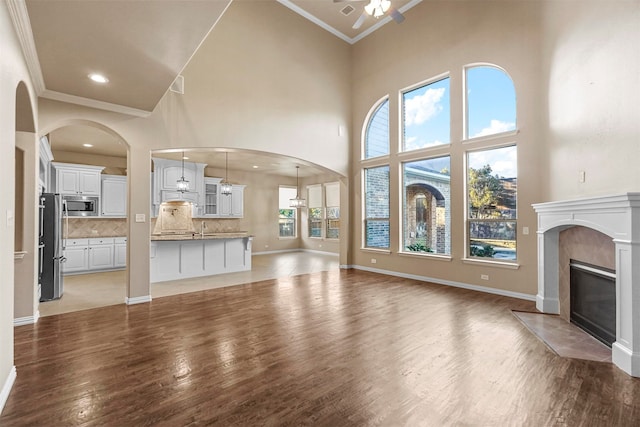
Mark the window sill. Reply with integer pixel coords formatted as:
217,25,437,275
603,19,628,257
278,237,297,240
461,257,520,270
399,252,452,262
361,247,391,255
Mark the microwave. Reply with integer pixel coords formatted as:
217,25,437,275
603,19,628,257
63,195,99,217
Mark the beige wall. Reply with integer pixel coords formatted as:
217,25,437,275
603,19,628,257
350,0,544,296
1,0,39,410
540,1,640,200
51,150,127,175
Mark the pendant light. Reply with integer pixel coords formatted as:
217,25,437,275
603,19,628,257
176,151,190,192
289,166,306,208
220,152,232,196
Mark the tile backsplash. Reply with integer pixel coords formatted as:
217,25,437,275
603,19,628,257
65,218,127,238
67,217,243,238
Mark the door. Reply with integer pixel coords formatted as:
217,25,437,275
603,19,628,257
88,245,114,270
63,246,88,272
57,169,79,194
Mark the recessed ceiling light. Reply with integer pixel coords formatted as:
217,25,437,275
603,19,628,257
88,73,109,84
83,143,93,148
252,165,259,169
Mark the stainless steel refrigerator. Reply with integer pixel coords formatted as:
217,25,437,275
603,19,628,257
40,193,64,301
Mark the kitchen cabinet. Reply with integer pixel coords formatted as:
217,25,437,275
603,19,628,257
203,177,221,217
101,175,127,217
152,158,206,216
52,162,104,196
88,238,115,270
62,238,89,273
219,185,245,218
63,237,126,274
39,136,54,193
114,237,127,268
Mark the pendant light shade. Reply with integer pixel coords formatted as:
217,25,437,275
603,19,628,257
176,151,190,193
289,166,306,208
220,152,232,196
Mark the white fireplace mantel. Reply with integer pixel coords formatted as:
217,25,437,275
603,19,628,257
533,193,640,377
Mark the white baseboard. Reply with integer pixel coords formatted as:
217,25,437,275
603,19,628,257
300,249,339,256
0,366,17,415
351,264,536,302
252,249,300,256
13,310,40,327
125,295,152,305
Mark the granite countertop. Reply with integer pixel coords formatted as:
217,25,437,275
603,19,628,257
151,232,251,241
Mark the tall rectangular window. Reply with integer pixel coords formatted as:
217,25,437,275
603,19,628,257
467,146,517,260
308,185,323,238
325,182,340,240
402,156,451,255
364,166,390,249
402,77,450,151
278,186,297,238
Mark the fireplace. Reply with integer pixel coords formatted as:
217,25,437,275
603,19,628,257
533,193,640,377
569,260,616,347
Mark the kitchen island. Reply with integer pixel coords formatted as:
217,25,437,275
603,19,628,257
150,232,252,283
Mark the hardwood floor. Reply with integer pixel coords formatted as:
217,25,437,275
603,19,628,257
4,269,640,425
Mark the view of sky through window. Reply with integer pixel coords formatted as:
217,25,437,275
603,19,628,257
467,66,516,139
402,78,450,151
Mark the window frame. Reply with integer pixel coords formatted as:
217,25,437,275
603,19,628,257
362,96,390,161
464,143,518,264
363,164,390,250
278,185,298,239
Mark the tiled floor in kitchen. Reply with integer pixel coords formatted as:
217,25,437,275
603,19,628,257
39,251,340,317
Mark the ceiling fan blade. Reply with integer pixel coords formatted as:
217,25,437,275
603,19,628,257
352,11,367,29
389,7,405,23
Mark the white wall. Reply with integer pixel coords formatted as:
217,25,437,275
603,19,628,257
541,0,640,200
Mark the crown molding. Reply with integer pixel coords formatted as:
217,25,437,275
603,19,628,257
278,0,423,45
6,0,45,94
41,90,152,118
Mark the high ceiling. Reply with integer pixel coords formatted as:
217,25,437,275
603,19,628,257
15,0,420,176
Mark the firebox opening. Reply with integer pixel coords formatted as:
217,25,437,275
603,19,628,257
570,260,616,347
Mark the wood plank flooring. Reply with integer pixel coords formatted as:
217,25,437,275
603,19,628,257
3,269,640,425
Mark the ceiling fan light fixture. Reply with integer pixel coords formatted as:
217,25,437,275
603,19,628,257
365,0,391,18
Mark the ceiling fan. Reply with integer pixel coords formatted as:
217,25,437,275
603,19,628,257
335,0,405,30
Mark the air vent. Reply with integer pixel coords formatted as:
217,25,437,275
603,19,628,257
341,5,355,16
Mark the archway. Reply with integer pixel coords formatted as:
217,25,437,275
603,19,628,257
37,120,131,316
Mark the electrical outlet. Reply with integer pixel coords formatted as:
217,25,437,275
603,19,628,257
481,274,489,280
371,258,377,264
265,244,269,248
579,170,586,183
319,244,322,248
523,226,529,235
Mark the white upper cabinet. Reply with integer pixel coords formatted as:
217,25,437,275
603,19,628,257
51,162,104,196
152,158,206,216
101,175,127,217
219,185,245,218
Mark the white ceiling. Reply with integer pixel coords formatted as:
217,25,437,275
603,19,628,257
18,0,420,177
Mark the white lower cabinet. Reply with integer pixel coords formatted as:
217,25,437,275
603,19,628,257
88,238,115,270
63,237,126,274
114,237,127,268
63,239,89,273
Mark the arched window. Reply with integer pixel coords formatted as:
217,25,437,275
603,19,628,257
465,65,516,139
363,98,389,159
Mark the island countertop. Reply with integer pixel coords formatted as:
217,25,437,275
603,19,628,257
151,232,252,241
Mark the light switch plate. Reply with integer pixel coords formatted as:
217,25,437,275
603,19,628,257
135,214,145,223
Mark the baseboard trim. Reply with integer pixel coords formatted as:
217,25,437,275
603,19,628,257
300,249,339,256
13,310,40,327
0,366,17,415
351,264,536,302
252,249,300,256
125,295,152,305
